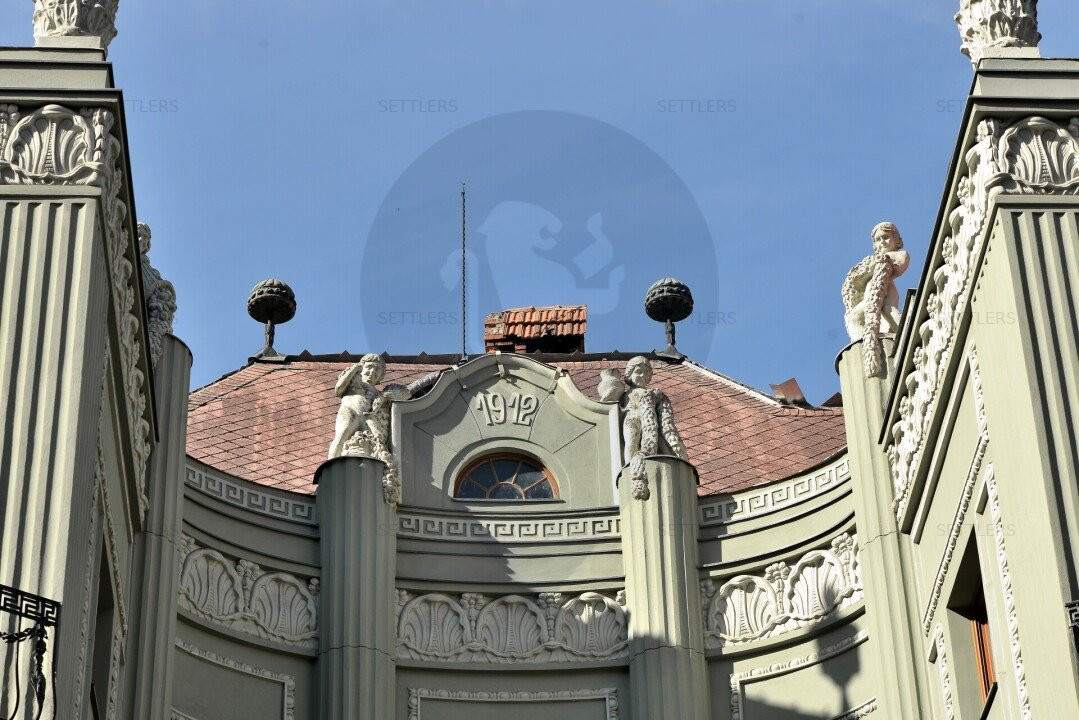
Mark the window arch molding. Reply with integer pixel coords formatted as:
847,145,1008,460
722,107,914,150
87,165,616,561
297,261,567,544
452,452,560,501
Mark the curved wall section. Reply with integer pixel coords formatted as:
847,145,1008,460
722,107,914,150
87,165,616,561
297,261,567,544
175,462,322,718
178,441,869,720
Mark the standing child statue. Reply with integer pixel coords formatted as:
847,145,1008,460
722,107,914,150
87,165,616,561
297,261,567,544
841,222,910,377
599,356,687,500
328,354,409,504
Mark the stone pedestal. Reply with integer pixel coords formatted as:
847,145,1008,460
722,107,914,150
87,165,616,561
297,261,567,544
837,342,929,720
315,457,396,718
618,456,710,720
125,335,192,720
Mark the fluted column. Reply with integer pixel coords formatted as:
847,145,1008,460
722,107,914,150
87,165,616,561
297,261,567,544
125,335,192,720
315,457,396,718
838,341,929,720
618,456,710,720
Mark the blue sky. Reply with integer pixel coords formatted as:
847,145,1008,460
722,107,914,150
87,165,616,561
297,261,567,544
4,1,1079,403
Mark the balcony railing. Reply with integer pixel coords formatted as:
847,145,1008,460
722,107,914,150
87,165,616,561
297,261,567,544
0,583,60,720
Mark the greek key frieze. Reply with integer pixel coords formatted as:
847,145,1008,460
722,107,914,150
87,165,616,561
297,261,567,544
185,465,317,525
699,457,850,527
396,512,620,543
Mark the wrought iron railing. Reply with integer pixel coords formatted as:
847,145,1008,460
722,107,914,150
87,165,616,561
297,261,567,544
0,584,59,720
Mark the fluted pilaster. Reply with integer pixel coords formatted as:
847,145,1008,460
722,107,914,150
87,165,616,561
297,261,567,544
618,456,710,720
125,335,192,720
838,342,929,720
316,457,396,718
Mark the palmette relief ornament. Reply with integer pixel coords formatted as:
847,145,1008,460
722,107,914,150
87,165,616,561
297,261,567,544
841,222,910,377
33,0,119,50
956,0,1039,66
601,357,687,500
137,223,176,367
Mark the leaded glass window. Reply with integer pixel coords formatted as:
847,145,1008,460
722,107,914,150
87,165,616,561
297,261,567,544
454,454,558,500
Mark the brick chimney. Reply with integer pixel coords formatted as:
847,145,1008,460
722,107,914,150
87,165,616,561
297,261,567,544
484,306,587,354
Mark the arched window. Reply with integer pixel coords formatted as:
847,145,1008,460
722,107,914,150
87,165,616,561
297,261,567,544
454,454,558,500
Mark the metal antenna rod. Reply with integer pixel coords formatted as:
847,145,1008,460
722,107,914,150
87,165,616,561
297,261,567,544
460,181,467,362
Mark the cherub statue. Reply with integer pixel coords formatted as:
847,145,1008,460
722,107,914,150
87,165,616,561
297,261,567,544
600,356,687,500
137,222,177,367
841,222,910,377
328,354,409,503
328,356,442,504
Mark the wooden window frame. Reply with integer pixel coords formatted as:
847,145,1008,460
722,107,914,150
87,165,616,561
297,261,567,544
969,586,995,703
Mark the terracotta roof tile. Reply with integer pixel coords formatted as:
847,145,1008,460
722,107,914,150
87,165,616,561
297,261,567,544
187,354,846,496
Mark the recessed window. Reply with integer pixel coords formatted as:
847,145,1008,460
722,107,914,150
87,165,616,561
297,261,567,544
966,586,996,702
949,537,998,709
454,454,558,500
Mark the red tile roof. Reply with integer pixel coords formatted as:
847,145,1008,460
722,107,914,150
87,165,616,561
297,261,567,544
187,353,846,497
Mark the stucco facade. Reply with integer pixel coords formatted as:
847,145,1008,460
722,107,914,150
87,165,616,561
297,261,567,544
3,2,1079,719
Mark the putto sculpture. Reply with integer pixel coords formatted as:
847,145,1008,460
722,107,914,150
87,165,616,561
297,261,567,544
955,0,1040,66
600,356,687,500
328,354,409,504
137,223,177,367
327,356,441,504
841,222,910,378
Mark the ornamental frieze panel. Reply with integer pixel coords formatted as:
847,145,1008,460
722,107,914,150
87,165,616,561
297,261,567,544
702,532,862,648
177,535,319,650
889,115,1079,521
395,589,627,663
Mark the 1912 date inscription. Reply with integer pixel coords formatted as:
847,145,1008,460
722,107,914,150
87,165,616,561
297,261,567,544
475,392,539,426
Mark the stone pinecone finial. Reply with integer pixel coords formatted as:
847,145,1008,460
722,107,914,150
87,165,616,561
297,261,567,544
33,0,120,53
955,0,1040,66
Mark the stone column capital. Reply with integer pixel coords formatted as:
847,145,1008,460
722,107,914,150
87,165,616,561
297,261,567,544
33,0,119,54
956,0,1040,66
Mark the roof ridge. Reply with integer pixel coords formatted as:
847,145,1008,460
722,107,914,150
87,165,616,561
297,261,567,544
679,357,783,407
